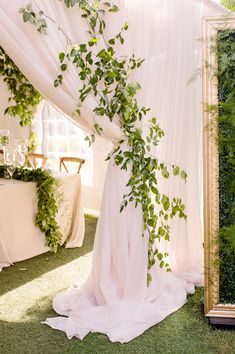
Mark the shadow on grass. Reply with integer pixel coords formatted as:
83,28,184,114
0,216,97,297
0,296,130,354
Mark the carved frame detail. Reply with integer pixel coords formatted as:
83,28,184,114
203,15,235,319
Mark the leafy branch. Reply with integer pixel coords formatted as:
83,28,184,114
0,46,41,152
0,46,41,128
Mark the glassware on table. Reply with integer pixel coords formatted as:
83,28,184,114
6,164,15,179
17,139,28,153
0,130,10,148
17,139,28,167
3,146,17,180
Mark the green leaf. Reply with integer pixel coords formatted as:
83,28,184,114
173,166,180,176
94,122,103,135
162,195,170,211
60,64,68,71
151,186,158,195
161,167,169,179
148,219,155,227
147,272,152,286
109,5,119,12
123,22,128,30
94,107,105,116
181,170,187,181
89,37,99,46
79,44,87,52
54,79,60,87
120,36,124,45
108,38,115,45
151,117,156,124
115,155,123,166
157,253,163,261
59,52,65,62
23,11,31,22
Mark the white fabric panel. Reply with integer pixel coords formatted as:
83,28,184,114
124,0,228,284
0,0,228,343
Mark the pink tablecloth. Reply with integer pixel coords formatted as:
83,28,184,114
0,173,85,271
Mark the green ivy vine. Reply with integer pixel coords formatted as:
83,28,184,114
20,0,187,284
0,46,41,151
0,165,62,252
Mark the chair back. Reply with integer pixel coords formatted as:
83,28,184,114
26,153,48,169
0,149,3,164
60,156,85,174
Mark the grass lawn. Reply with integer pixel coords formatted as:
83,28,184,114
0,216,234,354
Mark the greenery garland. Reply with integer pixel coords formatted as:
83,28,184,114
0,166,62,252
0,46,41,151
19,0,187,283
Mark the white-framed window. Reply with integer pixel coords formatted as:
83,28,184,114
41,102,93,187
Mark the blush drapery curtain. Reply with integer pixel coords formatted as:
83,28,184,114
0,0,227,343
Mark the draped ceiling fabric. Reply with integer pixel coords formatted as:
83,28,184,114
0,0,228,343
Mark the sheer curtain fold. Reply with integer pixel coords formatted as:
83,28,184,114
0,0,227,343
124,0,228,284
0,1,123,141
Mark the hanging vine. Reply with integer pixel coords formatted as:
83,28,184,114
0,46,41,151
19,0,187,284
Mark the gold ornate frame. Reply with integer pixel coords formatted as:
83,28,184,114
203,16,235,323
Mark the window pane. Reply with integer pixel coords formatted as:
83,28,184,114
41,102,93,187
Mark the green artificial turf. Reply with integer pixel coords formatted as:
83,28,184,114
0,215,234,354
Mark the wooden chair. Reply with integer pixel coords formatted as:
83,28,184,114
59,156,85,174
0,149,3,163
26,153,48,169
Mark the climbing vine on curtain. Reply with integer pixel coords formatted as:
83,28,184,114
18,0,188,279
